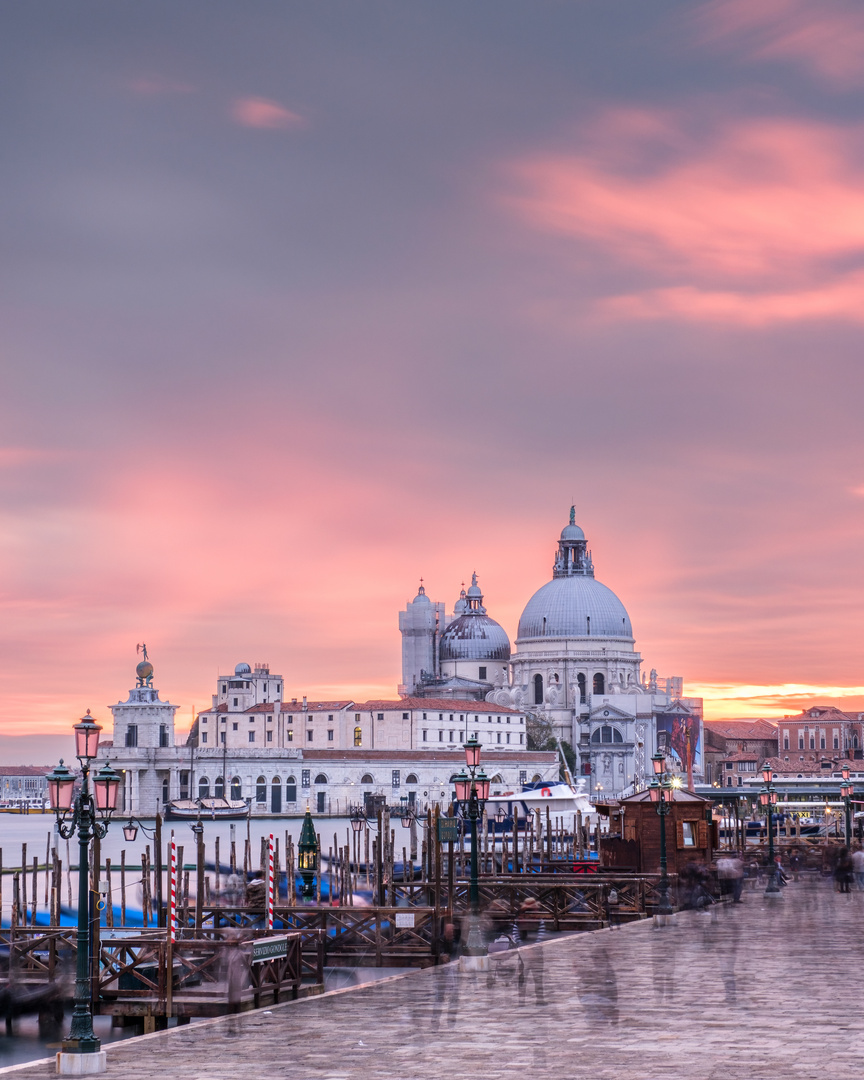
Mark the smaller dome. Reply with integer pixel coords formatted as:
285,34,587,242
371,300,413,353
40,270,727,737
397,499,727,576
136,660,154,681
412,583,431,605
560,523,585,542
439,614,511,662
235,662,252,675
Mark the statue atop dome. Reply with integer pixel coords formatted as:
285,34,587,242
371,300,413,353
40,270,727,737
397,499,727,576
136,643,153,687
554,509,593,577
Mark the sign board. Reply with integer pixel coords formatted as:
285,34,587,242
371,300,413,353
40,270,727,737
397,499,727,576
252,936,289,964
394,913,415,928
437,817,460,843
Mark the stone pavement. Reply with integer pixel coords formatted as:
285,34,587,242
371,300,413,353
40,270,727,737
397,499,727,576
5,875,864,1080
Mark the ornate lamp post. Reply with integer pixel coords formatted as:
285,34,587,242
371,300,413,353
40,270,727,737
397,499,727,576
452,738,490,969
297,807,319,901
649,753,673,917
759,765,780,895
46,712,120,1074
841,765,854,845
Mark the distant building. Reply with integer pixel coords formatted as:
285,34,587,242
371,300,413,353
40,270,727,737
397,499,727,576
704,719,778,785
400,509,704,797
0,767,51,809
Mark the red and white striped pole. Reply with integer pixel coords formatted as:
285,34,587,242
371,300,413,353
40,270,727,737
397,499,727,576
266,833,275,931
169,839,177,943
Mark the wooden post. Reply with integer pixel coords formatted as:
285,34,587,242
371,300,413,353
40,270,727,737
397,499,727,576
44,832,50,906
120,850,127,927
30,856,38,926
195,824,204,932
105,859,114,928
20,844,27,917
155,814,164,929
215,835,221,894
11,873,20,928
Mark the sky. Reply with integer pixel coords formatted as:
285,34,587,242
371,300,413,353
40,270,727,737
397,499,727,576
4,0,864,762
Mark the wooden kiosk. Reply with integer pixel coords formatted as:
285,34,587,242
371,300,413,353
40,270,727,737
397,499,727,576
600,788,715,873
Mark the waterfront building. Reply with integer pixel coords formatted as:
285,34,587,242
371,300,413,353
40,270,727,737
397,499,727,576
0,766,51,809
400,508,704,797
102,660,550,818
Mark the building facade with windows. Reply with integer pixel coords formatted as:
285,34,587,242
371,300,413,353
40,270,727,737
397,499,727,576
400,509,704,798
101,658,549,817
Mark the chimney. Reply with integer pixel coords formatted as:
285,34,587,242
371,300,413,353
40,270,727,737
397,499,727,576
303,696,307,710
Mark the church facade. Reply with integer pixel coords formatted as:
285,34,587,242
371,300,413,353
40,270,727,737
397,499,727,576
398,509,703,798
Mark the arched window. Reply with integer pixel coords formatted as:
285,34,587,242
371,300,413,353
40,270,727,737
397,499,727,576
491,774,503,783
405,774,418,784
855,735,860,749
531,773,542,783
354,726,362,747
533,674,543,705
214,776,224,799
271,776,282,814
593,673,605,695
198,777,210,799
230,776,242,800
256,776,267,803
361,773,374,784
314,773,328,785
577,673,586,704
286,775,297,803
591,725,624,744
161,777,169,805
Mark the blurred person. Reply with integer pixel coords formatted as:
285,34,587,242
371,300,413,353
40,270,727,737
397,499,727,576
851,845,864,891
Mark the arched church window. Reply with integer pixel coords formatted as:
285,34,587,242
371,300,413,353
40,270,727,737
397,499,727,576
230,777,242,800
361,773,374,784
214,776,224,799
533,674,543,705
286,776,297,802
198,777,210,799
577,673,586,704
406,774,418,784
256,776,267,803
354,726,363,747
315,774,328,785
593,673,605,695
161,777,169,805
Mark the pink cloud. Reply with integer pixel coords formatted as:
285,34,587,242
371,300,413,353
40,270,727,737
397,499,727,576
597,271,864,326
229,97,306,130
698,0,864,87
506,111,864,323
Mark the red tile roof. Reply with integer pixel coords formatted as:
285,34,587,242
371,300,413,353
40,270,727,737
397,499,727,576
360,698,522,715
703,719,777,739
0,766,52,776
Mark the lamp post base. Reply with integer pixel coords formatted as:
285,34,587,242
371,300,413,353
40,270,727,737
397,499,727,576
56,1052,107,1075
459,952,490,972
764,883,782,896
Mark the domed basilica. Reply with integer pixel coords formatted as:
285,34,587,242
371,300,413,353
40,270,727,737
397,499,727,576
400,508,703,795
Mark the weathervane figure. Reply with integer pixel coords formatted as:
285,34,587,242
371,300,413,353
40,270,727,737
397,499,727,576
136,643,149,661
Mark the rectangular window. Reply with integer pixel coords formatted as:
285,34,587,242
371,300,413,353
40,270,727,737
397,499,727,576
519,733,524,744
497,732,502,743
221,684,226,693
519,770,527,784
834,736,840,749
233,698,238,706
249,716,255,722
125,726,138,748
810,737,815,749
354,727,362,746
301,770,310,788
221,732,226,745
681,821,696,845
422,730,427,741
355,713,360,722
799,736,804,749
402,712,409,720
328,714,333,722
248,731,255,743
327,729,334,742
201,717,207,725
423,713,427,720
506,733,511,744
783,734,789,750
478,667,486,680
287,716,293,724
266,730,273,742
377,713,384,721
449,731,454,742
267,715,272,723
232,722,238,731
392,770,400,788
287,731,293,742
307,730,313,742
820,736,826,749
201,732,208,744
439,731,444,742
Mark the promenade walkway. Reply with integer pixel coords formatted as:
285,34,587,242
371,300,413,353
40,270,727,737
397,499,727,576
6,875,863,1080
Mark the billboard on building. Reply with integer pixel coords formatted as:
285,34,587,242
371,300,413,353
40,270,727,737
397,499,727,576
656,700,703,778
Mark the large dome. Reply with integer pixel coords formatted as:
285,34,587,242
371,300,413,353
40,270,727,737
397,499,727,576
517,575,632,640
440,613,511,661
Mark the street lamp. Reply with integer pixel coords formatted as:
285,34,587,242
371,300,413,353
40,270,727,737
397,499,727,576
46,712,120,1073
297,806,319,901
840,765,854,845
452,740,491,968
650,753,673,916
759,766,780,895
